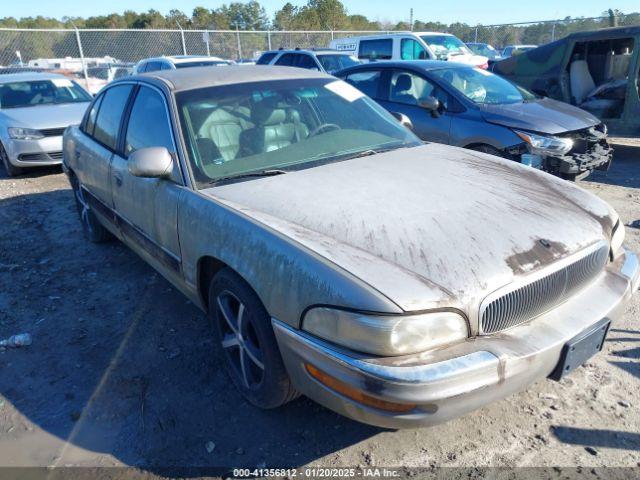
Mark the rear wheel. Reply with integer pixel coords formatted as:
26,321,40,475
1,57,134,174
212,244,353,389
70,174,112,243
209,269,298,409
0,142,24,177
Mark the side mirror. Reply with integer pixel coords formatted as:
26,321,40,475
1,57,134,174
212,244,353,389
128,147,173,178
419,96,442,117
390,111,414,131
418,51,428,60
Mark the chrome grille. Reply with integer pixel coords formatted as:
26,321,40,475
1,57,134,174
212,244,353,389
480,245,609,334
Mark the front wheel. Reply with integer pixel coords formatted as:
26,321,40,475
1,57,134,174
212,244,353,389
209,269,298,409
0,143,24,177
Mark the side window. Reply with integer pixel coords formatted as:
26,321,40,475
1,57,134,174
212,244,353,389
93,84,133,150
82,93,105,136
344,70,382,99
295,54,320,70
389,71,437,106
358,39,393,60
125,86,174,156
401,39,427,60
160,62,173,70
137,62,148,73
256,52,277,65
275,54,295,66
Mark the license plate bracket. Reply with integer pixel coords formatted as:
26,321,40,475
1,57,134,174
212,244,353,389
549,318,610,381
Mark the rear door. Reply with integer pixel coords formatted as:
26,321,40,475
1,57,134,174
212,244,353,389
74,84,134,216
110,84,183,277
379,69,452,144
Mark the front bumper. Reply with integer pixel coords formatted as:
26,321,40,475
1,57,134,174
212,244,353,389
3,136,64,167
273,248,639,429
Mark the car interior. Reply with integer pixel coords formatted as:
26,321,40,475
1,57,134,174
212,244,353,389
568,37,634,119
186,94,315,174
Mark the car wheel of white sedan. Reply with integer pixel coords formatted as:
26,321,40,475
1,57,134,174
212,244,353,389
70,174,112,243
209,269,299,409
0,142,24,177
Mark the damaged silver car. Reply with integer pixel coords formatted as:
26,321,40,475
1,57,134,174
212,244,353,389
62,66,639,428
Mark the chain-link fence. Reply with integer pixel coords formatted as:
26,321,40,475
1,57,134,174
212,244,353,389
0,13,639,85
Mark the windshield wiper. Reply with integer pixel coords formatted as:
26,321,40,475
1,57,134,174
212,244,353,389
210,169,287,185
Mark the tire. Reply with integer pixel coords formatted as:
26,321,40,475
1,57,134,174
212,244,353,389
0,142,24,177
69,174,112,243
468,144,509,159
208,268,298,409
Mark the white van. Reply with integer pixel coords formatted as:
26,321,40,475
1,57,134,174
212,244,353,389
330,32,488,68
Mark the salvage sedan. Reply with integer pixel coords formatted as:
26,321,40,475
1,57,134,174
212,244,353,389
338,61,612,180
62,66,639,428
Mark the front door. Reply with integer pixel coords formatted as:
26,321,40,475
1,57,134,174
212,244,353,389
379,69,452,144
110,85,184,278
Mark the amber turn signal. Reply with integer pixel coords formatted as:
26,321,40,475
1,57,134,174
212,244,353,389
305,363,416,413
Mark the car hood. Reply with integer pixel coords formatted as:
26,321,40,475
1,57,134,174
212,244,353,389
0,102,90,130
480,97,601,134
203,143,614,314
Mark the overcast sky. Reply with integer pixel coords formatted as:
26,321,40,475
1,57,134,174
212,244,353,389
3,0,636,26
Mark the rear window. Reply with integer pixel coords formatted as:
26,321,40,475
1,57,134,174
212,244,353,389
256,52,278,65
358,39,393,60
317,54,359,73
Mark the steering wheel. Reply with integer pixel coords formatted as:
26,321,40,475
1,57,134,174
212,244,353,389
308,123,340,138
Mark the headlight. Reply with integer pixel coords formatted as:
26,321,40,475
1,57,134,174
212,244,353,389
514,129,573,155
303,307,469,356
610,217,625,259
8,127,44,140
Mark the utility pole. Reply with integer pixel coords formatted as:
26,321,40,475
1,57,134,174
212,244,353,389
409,8,414,31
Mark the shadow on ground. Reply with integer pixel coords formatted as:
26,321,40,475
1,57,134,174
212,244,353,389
588,142,640,189
0,186,381,473
552,426,640,451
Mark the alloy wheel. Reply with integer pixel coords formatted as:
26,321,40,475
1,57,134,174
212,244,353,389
215,290,265,389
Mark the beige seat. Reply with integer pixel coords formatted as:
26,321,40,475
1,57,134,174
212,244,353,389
198,106,252,162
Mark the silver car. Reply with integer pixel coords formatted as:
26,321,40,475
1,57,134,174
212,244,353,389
62,66,639,428
0,72,92,176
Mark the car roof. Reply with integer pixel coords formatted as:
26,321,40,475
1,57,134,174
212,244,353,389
337,60,470,73
0,72,71,83
142,55,228,64
132,65,333,92
263,49,345,55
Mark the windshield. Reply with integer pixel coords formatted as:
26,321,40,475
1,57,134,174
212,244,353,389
421,35,471,59
317,54,359,73
175,61,231,68
431,66,537,105
176,78,420,188
0,79,92,109
468,44,501,60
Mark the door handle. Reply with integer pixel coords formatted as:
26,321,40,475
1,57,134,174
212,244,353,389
113,172,123,187
75,150,81,160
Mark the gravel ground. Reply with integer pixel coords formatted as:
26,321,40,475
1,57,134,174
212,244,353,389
0,145,638,474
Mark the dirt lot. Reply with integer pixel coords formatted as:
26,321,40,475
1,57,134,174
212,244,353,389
0,144,639,475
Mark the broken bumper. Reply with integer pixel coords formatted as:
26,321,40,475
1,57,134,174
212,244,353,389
273,248,639,429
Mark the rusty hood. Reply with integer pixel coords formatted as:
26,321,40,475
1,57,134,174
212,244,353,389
202,143,614,313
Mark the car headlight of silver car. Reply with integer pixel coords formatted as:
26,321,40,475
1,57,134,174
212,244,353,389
303,307,469,356
8,127,44,140
514,129,573,156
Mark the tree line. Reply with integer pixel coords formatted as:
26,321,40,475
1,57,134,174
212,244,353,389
1,1,638,36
